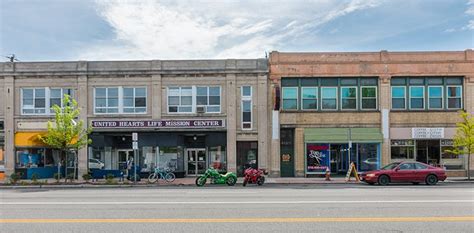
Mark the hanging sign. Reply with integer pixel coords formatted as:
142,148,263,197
345,162,360,182
306,144,330,174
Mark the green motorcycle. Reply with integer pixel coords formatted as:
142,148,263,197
195,168,237,186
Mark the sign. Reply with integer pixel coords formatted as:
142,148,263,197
132,141,138,150
345,162,360,182
132,133,138,141
306,144,330,174
282,153,291,162
92,119,225,129
411,128,444,139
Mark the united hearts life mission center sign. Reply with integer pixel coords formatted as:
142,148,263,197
91,120,225,129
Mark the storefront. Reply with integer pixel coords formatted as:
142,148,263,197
14,132,71,179
390,128,465,171
89,119,227,178
304,128,382,176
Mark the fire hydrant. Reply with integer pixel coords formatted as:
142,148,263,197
325,167,331,181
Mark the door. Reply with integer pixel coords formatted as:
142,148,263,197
237,141,259,177
416,140,428,164
280,129,294,177
118,150,134,170
391,163,416,182
187,149,206,176
330,144,349,174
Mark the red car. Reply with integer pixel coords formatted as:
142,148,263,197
361,161,447,185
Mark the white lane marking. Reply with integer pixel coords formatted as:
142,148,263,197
1,200,473,205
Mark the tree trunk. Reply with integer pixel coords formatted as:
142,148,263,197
468,149,471,181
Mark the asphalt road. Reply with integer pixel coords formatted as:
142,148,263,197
1,183,473,233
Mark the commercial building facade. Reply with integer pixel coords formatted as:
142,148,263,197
0,59,269,178
268,50,474,178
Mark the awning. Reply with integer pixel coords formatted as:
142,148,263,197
304,128,383,143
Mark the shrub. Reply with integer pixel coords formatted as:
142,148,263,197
82,173,92,182
31,173,39,182
9,173,21,185
105,173,115,185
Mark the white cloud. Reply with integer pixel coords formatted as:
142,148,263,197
78,0,383,60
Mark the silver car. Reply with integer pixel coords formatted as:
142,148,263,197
89,158,105,169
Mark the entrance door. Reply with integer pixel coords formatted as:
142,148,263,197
187,149,206,176
416,140,440,166
330,144,350,174
118,150,134,170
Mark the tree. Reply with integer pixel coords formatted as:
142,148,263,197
446,110,474,180
38,95,91,180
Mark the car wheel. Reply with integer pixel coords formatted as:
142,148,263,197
425,174,438,185
378,175,390,186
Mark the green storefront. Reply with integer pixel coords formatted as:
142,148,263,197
304,128,383,176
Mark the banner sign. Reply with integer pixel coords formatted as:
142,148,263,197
306,144,330,174
412,128,444,139
92,120,225,129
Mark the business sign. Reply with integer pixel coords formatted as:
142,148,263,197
411,128,444,139
306,144,330,174
92,119,225,129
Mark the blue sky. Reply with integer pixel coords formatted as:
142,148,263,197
1,0,473,61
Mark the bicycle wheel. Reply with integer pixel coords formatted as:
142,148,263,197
148,173,158,183
165,172,176,183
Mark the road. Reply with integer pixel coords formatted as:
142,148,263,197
1,183,473,233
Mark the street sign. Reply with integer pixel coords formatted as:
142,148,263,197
132,132,138,141
132,141,138,150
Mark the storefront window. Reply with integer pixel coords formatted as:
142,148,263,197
440,140,464,170
358,144,378,172
208,146,227,173
15,148,58,168
391,140,415,160
306,144,330,174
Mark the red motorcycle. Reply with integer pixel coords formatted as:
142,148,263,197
243,167,268,186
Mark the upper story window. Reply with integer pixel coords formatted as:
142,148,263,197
241,86,252,129
391,77,463,111
94,87,147,114
167,86,221,114
21,87,74,115
281,77,378,111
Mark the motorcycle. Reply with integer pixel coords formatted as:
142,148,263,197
243,167,267,186
195,168,237,186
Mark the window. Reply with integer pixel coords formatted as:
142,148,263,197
428,86,443,109
123,87,147,113
415,163,428,170
341,87,357,110
21,88,74,115
95,87,119,113
241,86,252,129
391,77,463,111
282,87,298,110
361,87,377,110
197,86,221,113
409,86,424,109
301,87,317,110
391,140,415,160
447,86,462,109
321,87,337,110
398,163,415,170
168,87,192,113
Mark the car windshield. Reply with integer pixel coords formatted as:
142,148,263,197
381,162,400,170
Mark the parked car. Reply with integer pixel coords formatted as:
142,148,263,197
89,158,105,169
361,161,447,185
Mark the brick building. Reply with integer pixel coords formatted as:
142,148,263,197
268,50,474,178
0,59,269,179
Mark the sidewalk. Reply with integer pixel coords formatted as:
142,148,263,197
0,176,472,189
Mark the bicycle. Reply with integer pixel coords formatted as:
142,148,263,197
148,167,176,183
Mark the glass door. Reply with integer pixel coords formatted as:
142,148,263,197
187,149,206,175
118,150,134,171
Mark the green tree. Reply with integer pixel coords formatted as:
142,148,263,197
446,110,474,180
38,95,91,180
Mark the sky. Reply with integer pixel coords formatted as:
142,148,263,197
0,0,473,61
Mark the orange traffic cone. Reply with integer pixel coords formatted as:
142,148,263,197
325,167,331,181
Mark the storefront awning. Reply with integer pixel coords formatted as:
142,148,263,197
304,128,383,143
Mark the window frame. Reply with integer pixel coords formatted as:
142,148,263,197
241,86,252,130
391,86,407,110
340,86,357,110
94,86,147,115
167,86,194,114
321,87,338,111
360,86,377,110
300,86,318,111
446,85,463,110
196,86,221,113
122,87,147,113
21,87,74,116
281,87,299,110
409,86,425,110
427,85,444,110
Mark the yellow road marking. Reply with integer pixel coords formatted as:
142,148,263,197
1,216,474,223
